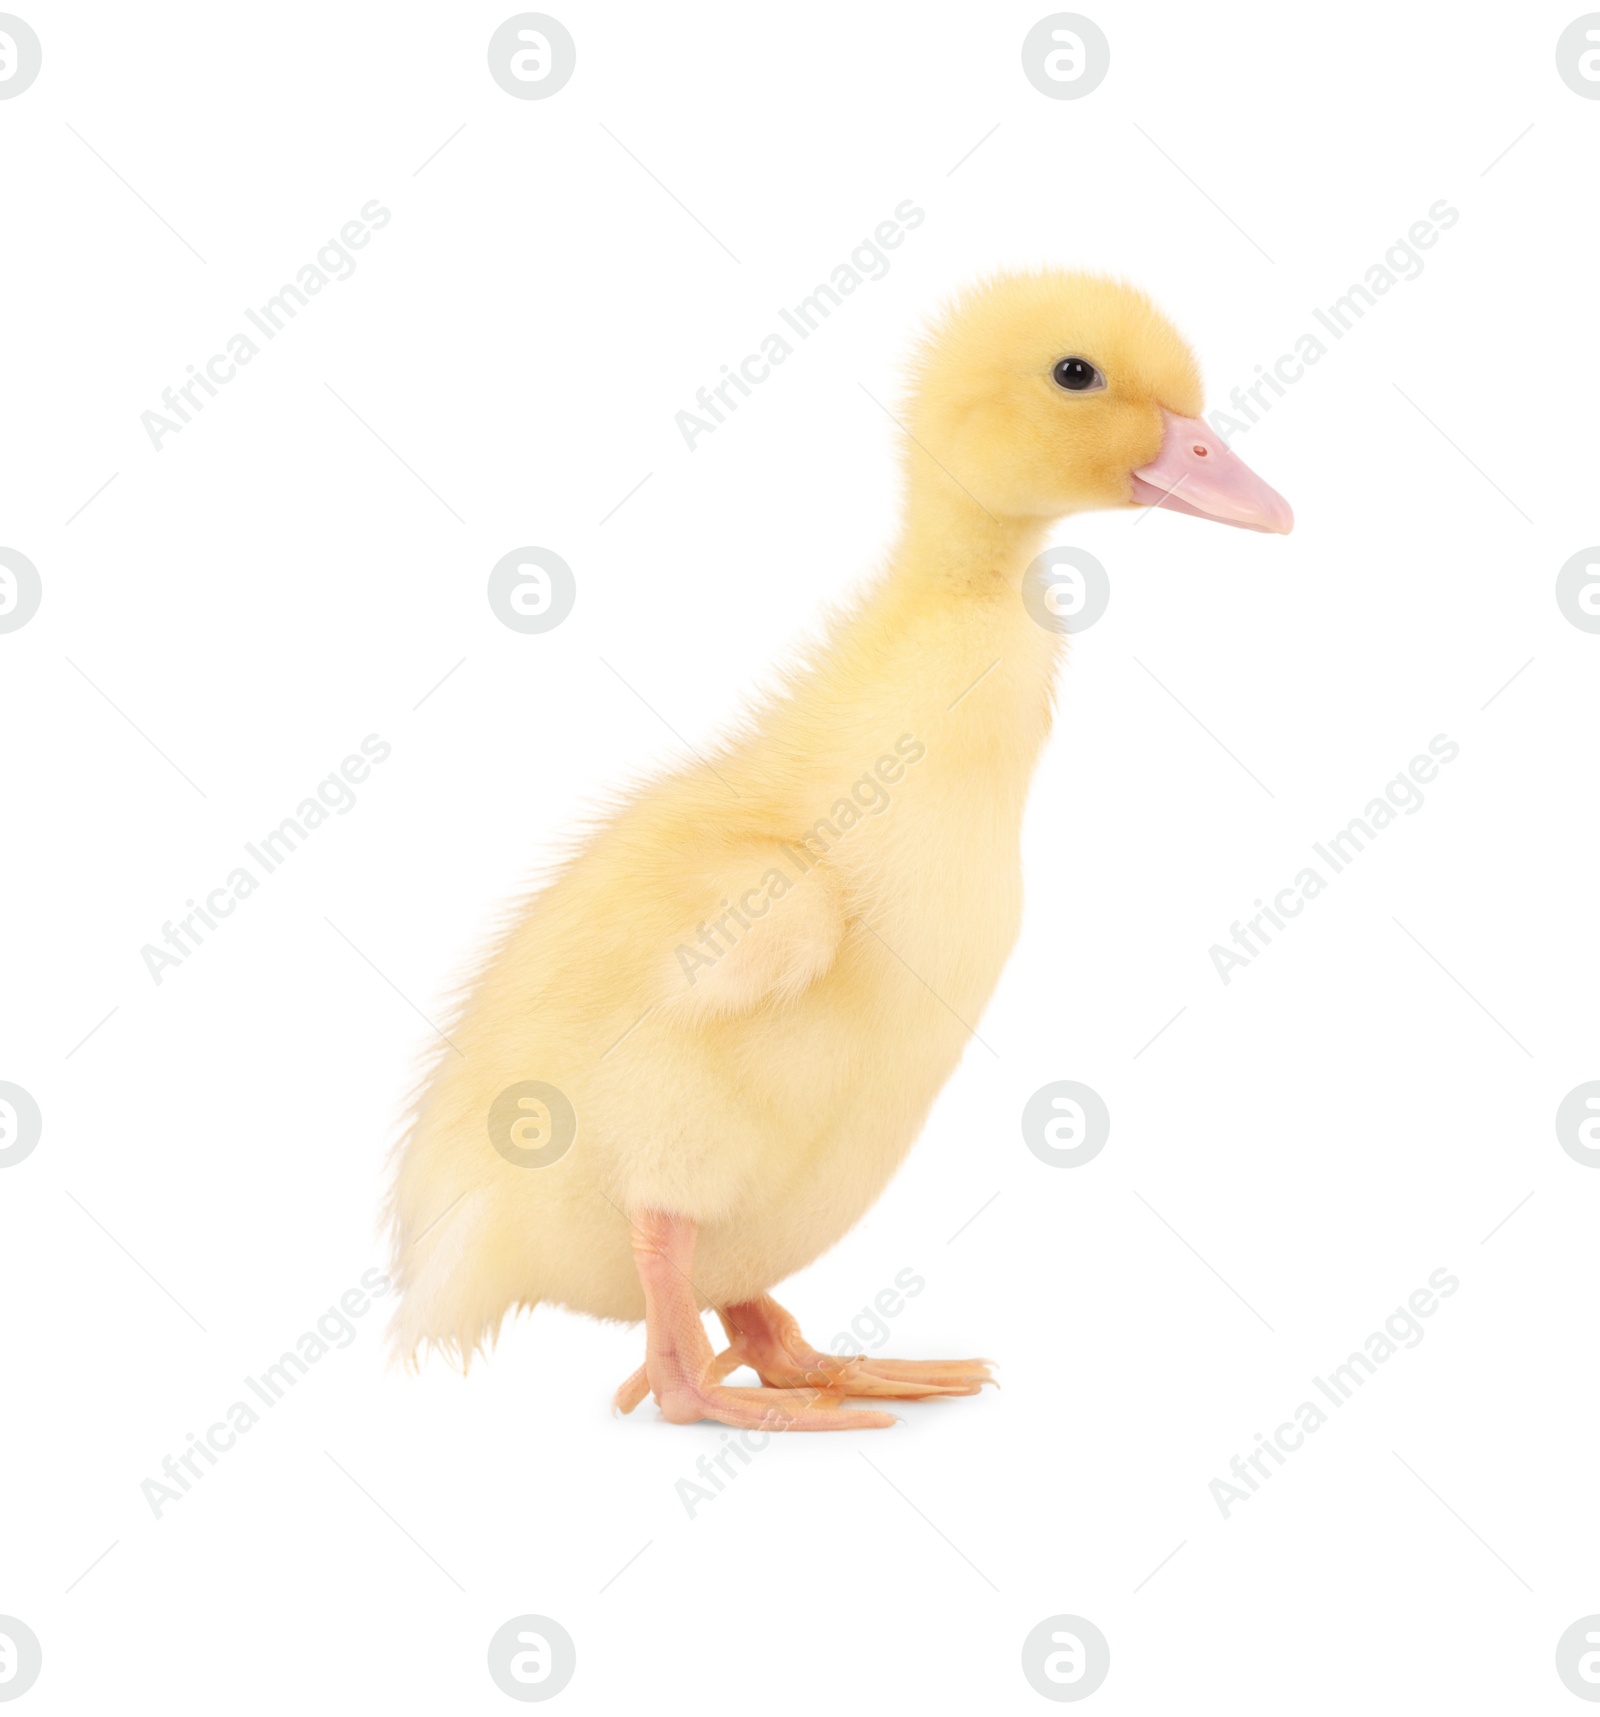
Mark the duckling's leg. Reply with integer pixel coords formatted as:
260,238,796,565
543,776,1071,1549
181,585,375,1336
717,1295,994,1400
617,1210,896,1431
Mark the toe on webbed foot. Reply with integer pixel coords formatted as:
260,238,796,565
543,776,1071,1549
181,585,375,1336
829,1355,997,1400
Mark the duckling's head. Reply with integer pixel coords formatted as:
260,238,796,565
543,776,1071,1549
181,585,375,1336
905,269,1291,533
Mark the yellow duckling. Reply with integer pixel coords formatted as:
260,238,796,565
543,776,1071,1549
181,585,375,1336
386,269,1292,1430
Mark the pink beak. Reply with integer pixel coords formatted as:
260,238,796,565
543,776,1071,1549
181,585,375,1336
1130,410,1293,535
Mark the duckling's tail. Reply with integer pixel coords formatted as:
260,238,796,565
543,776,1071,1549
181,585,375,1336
385,1180,514,1373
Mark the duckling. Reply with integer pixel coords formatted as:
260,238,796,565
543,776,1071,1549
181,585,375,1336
385,269,1291,1430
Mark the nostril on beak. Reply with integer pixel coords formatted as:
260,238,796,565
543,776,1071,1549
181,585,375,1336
1192,444,1208,457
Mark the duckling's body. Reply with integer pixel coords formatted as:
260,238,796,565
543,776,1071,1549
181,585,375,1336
387,271,1291,1427
391,540,1055,1334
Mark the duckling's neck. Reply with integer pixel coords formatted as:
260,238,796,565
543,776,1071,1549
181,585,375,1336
751,475,1070,804
875,478,1063,776
890,476,1048,600
772,474,1068,794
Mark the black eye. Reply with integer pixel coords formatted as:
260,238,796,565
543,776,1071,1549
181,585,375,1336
1052,356,1104,392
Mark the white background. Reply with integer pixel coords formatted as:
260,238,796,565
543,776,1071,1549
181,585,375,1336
3,1,1598,1710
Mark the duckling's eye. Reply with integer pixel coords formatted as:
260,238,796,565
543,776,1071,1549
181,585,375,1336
1052,356,1105,393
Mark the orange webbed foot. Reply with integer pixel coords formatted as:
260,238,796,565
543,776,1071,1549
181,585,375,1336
718,1296,996,1401
616,1215,898,1431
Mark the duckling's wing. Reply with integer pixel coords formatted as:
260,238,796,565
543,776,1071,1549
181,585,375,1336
660,839,845,1020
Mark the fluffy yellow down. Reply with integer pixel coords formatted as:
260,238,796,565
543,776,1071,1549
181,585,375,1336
385,270,1203,1367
